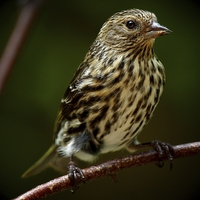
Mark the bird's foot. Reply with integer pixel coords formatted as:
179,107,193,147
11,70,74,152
68,160,85,193
150,140,174,169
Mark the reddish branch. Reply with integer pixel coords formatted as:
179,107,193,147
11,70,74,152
15,142,200,200
0,0,45,96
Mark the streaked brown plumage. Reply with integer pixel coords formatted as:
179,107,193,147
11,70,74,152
22,8,172,178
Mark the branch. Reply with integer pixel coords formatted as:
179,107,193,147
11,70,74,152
15,142,200,200
0,0,45,96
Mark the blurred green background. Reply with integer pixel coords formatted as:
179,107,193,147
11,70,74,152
0,0,200,199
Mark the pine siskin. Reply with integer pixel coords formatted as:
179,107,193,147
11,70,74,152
22,8,172,179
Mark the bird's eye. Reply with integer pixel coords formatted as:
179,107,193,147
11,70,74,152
126,20,136,29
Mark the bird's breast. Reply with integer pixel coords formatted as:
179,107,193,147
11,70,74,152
89,57,165,153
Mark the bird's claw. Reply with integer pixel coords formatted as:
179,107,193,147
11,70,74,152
68,161,85,192
151,140,174,169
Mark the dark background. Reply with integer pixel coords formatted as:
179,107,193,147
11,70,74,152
0,0,200,199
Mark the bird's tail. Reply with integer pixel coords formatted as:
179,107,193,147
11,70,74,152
22,145,57,178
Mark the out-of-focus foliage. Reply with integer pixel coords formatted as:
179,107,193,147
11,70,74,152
0,1,199,199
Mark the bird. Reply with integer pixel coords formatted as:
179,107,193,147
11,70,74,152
22,8,172,179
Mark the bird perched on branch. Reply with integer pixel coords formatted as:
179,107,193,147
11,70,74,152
22,8,172,180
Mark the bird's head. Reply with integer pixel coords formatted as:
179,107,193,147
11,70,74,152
97,9,171,51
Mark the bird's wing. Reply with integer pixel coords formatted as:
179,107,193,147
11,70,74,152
53,61,90,136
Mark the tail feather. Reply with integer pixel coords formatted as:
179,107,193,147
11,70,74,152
22,145,57,178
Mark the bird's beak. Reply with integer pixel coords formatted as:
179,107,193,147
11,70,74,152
145,21,172,38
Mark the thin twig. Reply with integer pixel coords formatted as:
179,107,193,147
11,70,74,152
15,142,200,200
0,0,45,96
